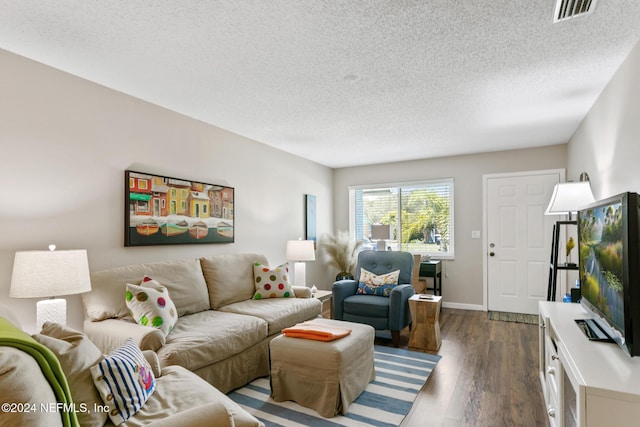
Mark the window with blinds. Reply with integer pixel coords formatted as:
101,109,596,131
349,178,454,258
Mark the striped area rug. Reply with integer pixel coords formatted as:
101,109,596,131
488,310,539,325
228,346,441,427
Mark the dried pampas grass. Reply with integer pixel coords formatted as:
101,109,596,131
320,230,364,276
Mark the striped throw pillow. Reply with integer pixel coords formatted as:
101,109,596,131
90,338,156,425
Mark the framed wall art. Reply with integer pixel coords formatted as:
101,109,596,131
305,194,317,244
125,170,234,246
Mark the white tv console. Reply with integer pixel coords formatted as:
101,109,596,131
539,302,640,426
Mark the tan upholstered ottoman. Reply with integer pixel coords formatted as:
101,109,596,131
269,318,375,417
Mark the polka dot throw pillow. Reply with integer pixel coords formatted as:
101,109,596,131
253,262,296,299
126,276,178,336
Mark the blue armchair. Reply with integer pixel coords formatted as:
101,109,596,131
332,250,415,347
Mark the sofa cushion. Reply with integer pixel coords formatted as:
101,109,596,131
84,258,210,321
125,364,262,427
252,262,296,299
126,278,178,336
157,310,268,371
219,298,322,336
0,347,63,427
200,253,268,309
32,322,107,427
91,338,156,425
0,303,22,328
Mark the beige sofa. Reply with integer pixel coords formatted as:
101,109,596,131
0,305,262,427
81,253,322,393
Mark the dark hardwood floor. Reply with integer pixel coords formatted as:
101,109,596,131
377,308,548,427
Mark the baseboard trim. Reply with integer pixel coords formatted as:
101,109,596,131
442,301,484,311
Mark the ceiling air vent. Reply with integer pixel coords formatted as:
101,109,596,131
554,0,598,22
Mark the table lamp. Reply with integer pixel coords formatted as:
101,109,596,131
371,224,391,251
10,245,92,331
285,239,315,288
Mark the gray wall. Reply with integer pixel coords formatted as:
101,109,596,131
567,38,640,197
5,31,639,328
0,49,335,332
333,145,567,308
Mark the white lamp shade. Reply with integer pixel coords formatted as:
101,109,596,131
545,182,596,216
285,240,316,261
10,249,92,298
371,224,391,240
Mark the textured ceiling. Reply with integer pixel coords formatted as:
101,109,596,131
1,1,640,168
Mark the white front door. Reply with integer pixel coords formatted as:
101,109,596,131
485,170,562,314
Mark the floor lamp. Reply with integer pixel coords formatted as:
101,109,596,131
10,245,92,331
545,181,596,221
544,181,595,301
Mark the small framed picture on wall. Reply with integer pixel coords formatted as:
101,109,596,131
305,194,317,245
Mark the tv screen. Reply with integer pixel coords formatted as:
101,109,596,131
578,192,640,356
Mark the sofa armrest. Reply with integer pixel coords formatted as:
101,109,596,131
388,284,415,330
142,350,162,377
331,280,358,320
145,401,237,427
292,286,312,298
84,318,165,354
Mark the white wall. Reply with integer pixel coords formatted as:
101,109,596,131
567,38,640,197
333,145,567,308
0,49,334,332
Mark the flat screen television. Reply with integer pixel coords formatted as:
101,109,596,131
577,191,640,357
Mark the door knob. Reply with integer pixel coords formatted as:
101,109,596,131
489,252,495,257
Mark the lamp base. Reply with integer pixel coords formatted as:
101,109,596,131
377,240,386,251
293,262,307,287
36,298,66,331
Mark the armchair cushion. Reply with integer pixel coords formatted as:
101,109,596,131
344,294,390,318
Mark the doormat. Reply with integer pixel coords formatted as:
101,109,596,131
488,311,539,325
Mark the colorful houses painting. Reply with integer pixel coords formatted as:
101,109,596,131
125,170,234,246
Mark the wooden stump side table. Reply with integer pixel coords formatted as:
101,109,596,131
408,294,442,351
